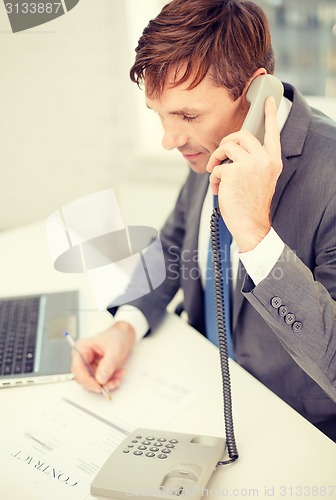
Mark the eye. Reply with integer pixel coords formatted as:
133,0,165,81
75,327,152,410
182,115,198,122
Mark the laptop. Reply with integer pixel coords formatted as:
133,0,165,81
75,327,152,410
0,290,80,388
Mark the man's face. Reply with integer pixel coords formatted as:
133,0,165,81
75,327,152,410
145,71,250,173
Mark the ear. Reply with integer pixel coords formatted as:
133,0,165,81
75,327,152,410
242,68,268,99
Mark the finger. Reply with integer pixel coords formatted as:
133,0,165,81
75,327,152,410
71,350,102,393
207,131,259,173
264,96,281,160
206,147,228,173
206,143,236,173
224,141,251,164
227,130,263,154
209,170,220,195
209,163,231,194
104,368,127,391
95,350,120,385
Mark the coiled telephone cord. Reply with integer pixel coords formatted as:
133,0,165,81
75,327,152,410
210,206,239,465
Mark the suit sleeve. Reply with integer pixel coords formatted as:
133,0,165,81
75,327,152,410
242,193,336,401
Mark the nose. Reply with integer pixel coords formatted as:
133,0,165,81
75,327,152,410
161,124,187,151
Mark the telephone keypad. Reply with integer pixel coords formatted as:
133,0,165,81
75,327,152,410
123,433,180,460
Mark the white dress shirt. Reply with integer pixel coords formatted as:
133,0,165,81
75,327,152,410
115,97,292,340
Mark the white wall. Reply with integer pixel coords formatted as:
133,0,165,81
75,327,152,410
0,0,186,231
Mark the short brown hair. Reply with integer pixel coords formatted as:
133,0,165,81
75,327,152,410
130,0,275,100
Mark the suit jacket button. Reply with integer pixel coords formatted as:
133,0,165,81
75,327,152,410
292,321,302,332
285,313,296,325
278,305,289,317
271,296,282,308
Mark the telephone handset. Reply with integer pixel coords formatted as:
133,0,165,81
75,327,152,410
90,75,284,500
242,73,283,143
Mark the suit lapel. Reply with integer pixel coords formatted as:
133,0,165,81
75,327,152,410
271,154,297,218
271,83,312,217
232,261,246,331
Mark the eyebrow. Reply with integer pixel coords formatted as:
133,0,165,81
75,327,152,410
146,104,200,115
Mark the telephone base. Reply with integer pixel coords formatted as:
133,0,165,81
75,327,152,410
91,427,226,499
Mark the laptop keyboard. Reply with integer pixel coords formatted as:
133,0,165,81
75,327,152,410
0,296,40,376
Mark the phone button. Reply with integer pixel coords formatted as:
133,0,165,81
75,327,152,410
158,454,168,459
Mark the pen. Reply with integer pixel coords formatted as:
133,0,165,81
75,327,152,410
64,332,112,401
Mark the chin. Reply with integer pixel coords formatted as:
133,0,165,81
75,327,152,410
188,162,208,175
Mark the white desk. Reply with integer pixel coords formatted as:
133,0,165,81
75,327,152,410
0,221,335,499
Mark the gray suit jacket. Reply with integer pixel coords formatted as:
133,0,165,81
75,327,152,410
127,83,336,426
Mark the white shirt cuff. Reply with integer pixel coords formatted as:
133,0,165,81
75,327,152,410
113,305,149,342
239,228,285,286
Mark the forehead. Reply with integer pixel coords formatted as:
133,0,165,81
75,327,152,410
145,70,231,111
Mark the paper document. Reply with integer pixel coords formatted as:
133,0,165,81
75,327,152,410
0,396,131,500
0,368,205,500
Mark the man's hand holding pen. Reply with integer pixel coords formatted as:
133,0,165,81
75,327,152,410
68,322,135,397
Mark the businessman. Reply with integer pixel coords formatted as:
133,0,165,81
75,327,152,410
71,0,336,440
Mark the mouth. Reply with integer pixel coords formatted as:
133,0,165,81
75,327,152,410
181,152,202,161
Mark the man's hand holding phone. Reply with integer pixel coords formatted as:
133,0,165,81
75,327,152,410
206,96,283,253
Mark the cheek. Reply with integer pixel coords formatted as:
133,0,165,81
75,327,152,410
196,122,227,152
206,123,230,151
209,111,244,149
